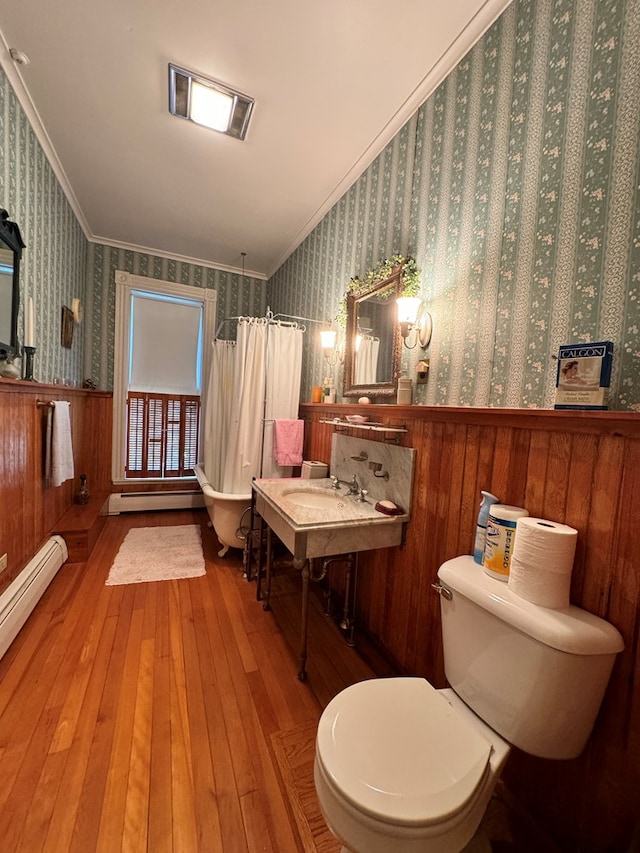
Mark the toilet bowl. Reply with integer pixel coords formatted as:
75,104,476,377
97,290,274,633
314,677,510,853
314,556,624,853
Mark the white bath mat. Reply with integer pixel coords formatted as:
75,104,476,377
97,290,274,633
106,525,205,586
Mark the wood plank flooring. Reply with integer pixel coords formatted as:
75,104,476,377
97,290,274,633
0,510,377,853
0,509,562,853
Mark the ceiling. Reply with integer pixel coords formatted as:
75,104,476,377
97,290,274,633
0,1,510,279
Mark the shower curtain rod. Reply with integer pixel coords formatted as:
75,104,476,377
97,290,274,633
214,307,323,340
271,311,324,325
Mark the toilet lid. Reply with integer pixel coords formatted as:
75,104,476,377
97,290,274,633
316,677,492,826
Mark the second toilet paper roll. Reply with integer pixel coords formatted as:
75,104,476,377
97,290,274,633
507,517,578,609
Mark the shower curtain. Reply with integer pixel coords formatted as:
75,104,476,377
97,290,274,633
203,339,236,492
355,337,380,385
261,323,304,479
203,319,303,494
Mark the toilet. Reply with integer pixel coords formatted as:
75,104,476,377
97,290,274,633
314,555,624,853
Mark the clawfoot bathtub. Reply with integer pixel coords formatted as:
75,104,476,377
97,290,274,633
194,464,252,557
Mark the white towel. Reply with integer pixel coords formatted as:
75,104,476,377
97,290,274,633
46,401,75,487
273,419,304,466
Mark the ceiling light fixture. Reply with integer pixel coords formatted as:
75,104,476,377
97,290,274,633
168,64,254,140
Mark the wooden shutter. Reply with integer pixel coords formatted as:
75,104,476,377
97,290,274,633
126,392,200,478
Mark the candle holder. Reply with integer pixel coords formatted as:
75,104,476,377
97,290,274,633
23,345,36,381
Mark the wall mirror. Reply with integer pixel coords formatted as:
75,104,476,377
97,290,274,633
0,209,26,358
343,265,403,398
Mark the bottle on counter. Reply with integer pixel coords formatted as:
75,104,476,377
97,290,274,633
397,363,412,405
473,490,500,564
75,473,90,505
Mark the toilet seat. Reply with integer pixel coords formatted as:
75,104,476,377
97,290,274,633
316,677,493,827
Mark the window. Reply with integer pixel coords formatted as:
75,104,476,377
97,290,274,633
112,271,217,483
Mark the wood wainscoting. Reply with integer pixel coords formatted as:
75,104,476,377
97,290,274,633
300,403,640,853
0,380,113,593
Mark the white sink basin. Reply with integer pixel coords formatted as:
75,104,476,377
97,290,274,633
283,489,347,510
252,478,408,561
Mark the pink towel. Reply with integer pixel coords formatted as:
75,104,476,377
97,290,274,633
273,419,304,466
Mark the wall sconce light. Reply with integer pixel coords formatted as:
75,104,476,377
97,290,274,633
397,297,432,349
320,328,343,366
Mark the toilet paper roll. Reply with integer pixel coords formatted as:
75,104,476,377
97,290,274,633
507,517,578,609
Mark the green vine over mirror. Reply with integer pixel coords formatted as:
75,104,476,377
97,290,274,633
340,256,421,399
335,255,420,327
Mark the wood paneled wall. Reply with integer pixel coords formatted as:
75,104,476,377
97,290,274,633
301,403,640,853
0,380,112,594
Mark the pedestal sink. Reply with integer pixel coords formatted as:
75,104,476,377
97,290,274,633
251,478,409,680
253,479,407,561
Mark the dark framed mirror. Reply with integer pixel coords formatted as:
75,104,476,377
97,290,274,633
0,209,26,358
343,265,403,398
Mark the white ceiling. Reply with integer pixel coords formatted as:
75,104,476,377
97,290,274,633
0,0,511,279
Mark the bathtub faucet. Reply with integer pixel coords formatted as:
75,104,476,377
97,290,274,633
330,474,360,495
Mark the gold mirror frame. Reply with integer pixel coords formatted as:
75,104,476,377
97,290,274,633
343,265,403,398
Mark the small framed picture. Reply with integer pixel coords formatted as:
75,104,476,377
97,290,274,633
61,305,74,348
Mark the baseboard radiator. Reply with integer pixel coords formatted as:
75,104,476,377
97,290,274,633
0,535,68,660
108,490,204,514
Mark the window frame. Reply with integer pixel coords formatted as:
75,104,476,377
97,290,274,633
112,270,217,484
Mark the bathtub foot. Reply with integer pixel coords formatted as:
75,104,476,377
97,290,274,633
218,544,230,558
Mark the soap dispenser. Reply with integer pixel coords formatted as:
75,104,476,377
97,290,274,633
473,490,500,564
327,377,336,405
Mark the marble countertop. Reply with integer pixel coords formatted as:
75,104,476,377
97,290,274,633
252,477,409,530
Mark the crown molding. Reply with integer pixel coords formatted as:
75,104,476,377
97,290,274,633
93,235,268,280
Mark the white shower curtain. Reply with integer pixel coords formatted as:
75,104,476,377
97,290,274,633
222,321,267,494
203,340,236,491
355,337,380,385
205,319,303,495
261,324,303,479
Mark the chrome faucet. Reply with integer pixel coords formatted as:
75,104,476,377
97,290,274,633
330,474,360,495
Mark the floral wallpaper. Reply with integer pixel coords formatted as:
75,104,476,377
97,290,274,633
0,66,86,386
1,65,266,390
3,0,640,408
268,0,640,411
85,245,267,390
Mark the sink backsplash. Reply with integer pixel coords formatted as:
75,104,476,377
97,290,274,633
330,435,416,515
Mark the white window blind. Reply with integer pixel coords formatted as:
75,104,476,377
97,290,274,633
129,291,203,395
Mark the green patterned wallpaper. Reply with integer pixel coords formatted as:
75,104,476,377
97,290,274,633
0,66,86,385
269,0,640,411
1,65,266,389
3,0,639,407
85,244,266,390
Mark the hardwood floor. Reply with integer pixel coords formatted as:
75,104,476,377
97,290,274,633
0,509,563,853
0,510,378,853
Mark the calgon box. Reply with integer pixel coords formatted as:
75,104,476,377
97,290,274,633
554,341,613,411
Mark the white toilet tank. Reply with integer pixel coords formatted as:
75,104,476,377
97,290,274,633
437,556,624,760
